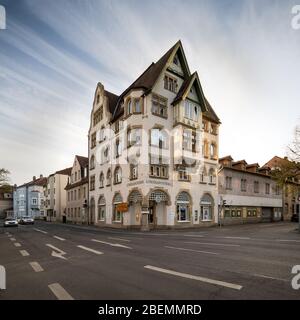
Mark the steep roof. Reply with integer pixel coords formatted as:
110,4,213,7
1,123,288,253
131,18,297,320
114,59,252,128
56,167,72,176
76,155,88,168
112,41,181,121
203,97,221,124
104,90,119,114
107,40,219,124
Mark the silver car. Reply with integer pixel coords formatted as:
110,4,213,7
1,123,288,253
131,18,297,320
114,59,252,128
19,216,35,225
4,218,18,227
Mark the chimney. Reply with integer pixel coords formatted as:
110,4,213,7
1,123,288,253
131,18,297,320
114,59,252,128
40,174,43,178
33,176,36,181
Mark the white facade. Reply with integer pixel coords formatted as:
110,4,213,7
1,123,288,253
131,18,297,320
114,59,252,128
43,169,71,221
88,41,220,229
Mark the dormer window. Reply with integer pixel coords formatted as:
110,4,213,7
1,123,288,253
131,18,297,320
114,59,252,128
164,75,178,93
184,100,199,121
126,98,142,116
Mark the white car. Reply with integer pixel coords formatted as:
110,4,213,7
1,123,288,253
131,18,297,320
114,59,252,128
19,216,35,225
4,218,18,227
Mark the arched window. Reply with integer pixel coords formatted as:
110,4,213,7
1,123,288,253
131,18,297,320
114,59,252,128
200,166,207,183
106,169,111,186
90,155,95,170
127,99,132,115
208,168,216,184
200,194,213,221
114,166,122,184
98,196,106,221
99,172,104,188
113,193,123,222
176,192,191,222
210,143,216,159
96,94,100,104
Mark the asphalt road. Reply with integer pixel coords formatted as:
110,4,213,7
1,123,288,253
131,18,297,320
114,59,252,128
0,220,300,300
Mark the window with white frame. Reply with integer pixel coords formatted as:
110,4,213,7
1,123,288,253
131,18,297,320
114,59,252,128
99,172,104,188
152,94,168,118
176,192,191,222
184,100,199,121
200,194,213,221
127,128,142,147
130,164,138,180
114,166,122,184
90,155,95,170
150,128,168,149
113,193,123,222
98,196,106,221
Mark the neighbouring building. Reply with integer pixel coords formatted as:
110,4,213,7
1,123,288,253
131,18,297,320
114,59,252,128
65,155,89,224
43,167,72,222
13,175,47,218
88,40,220,229
218,156,283,225
264,156,300,221
0,185,13,219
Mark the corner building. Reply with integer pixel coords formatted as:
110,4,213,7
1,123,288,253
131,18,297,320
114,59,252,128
88,41,221,229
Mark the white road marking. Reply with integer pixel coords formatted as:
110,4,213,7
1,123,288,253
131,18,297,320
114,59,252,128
10,238,16,241
14,242,21,247
108,237,131,242
144,265,243,290
276,239,300,243
53,236,66,241
223,236,251,240
29,261,44,272
165,246,218,255
7,234,12,237
184,241,240,247
91,239,132,249
183,235,205,238
253,274,289,282
34,228,48,234
46,244,66,254
48,283,74,300
77,245,103,255
20,250,29,256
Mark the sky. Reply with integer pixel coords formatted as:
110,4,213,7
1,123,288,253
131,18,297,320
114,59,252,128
0,0,299,185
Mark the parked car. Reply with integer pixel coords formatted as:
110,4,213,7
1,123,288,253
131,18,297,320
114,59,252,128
19,216,35,225
3,218,18,227
291,214,299,222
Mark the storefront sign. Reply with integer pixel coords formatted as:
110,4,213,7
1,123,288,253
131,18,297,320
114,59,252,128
116,203,128,212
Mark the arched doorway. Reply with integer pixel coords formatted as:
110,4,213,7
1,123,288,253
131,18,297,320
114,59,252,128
89,197,95,225
176,191,192,222
148,190,169,226
200,193,214,222
128,190,143,225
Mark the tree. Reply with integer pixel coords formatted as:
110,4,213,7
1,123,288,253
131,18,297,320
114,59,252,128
0,168,10,188
271,125,300,189
288,125,300,162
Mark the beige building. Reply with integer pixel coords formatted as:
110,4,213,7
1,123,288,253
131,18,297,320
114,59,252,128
88,40,221,229
65,155,89,224
264,156,300,221
218,156,283,225
43,167,72,222
0,186,13,219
